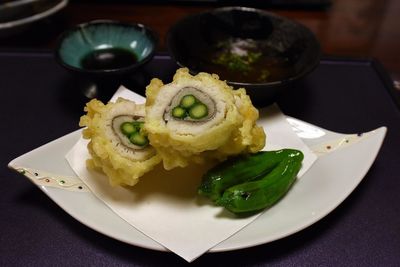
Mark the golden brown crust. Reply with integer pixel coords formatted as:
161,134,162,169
80,98,162,186
145,68,266,169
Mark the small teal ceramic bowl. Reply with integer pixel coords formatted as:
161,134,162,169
55,20,158,76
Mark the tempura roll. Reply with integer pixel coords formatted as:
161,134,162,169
80,98,161,186
145,68,265,169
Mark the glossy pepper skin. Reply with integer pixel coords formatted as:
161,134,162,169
198,150,291,201
198,149,304,214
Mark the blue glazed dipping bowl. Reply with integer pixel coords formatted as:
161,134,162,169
55,20,158,76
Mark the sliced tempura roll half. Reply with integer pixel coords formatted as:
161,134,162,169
145,68,266,169
79,98,162,186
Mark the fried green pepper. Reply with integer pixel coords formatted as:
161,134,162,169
198,149,304,214
218,151,303,213
198,149,299,200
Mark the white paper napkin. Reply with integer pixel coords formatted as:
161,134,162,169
66,87,316,262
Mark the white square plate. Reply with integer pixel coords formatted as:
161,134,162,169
8,114,386,253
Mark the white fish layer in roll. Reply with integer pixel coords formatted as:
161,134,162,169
79,98,162,186
145,68,266,170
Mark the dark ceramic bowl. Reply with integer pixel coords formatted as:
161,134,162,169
167,7,321,106
55,20,158,77
0,0,68,37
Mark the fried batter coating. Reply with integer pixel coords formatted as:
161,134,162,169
145,68,265,169
79,98,162,186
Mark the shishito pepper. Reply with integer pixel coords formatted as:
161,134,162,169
198,150,293,201
198,149,304,214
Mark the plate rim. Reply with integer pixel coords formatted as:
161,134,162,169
0,0,68,29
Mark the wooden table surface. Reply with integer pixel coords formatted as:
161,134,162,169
1,0,399,84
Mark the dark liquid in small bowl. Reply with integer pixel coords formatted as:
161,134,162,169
81,48,138,71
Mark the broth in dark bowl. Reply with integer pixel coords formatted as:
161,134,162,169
167,7,321,106
202,37,296,83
